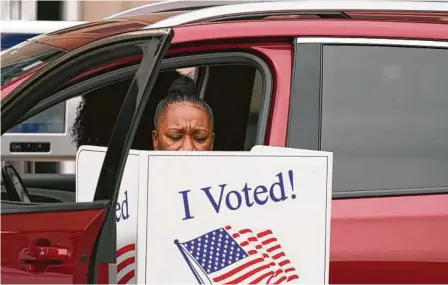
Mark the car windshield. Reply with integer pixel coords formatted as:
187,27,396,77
1,40,65,87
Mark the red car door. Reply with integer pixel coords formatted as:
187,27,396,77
1,28,174,284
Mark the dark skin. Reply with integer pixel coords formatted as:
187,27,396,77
152,102,214,151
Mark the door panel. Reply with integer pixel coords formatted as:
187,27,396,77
1,206,106,284
289,37,448,284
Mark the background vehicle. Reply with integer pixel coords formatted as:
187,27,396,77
2,0,448,283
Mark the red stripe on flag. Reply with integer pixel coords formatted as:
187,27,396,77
267,245,281,252
262,238,277,245
249,270,274,284
117,270,135,284
226,264,271,284
232,233,240,238
225,225,232,230
274,276,287,284
284,268,295,273
212,257,264,282
257,230,273,238
273,269,284,276
287,274,300,281
117,257,135,273
117,244,135,257
240,229,253,234
279,260,291,267
273,252,286,260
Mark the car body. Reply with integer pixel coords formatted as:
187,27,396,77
2,0,448,283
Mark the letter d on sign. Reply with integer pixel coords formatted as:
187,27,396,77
121,190,130,220
270,172,288,202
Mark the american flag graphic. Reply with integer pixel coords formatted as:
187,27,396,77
175,225,299,284
116,243,136,284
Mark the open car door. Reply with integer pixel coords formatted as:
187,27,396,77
1,28,173,284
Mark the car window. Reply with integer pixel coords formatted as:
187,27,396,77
1,31,172,203
76,63,266,152
320,45,448,192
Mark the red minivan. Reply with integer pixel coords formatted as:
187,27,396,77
2,1,448,283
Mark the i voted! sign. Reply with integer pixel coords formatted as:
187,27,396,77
76,146,333,284
76,149,140,284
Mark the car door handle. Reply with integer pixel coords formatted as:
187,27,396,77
19,246,70,264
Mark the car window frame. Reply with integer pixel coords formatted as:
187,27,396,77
17,51,273,149
288,36,448,199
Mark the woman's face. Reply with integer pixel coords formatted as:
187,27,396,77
152,102,214,151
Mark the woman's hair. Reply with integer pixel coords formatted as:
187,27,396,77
71,70,185,150
153,74,214,130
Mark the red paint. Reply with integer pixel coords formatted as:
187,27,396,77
96,263,110,284
172,20,448,43
329,195,448,283
1,209,106,284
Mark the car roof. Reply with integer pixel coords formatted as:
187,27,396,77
148,0,448,28
9,0,448,52
106,0,274,19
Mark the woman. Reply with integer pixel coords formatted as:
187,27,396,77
152,75,214,151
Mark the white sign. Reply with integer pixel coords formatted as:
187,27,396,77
76,145,333,284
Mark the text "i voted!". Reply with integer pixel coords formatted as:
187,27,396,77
179,170,296,220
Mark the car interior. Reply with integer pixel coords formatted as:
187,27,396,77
1,58,265,204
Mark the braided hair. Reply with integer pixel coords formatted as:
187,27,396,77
153,74,214,130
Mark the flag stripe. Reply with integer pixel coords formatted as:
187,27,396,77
262,238,277,245
212,257,264,282
117,257,135,273
267,245,281,252
225,263,271,284
249,270,275,284
117,270,135,284
257,230,273,238
274,276,287,284
273,252,286,260
117,244,135,257
288,274,300,281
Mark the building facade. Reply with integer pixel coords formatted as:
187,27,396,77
1,0,158,21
